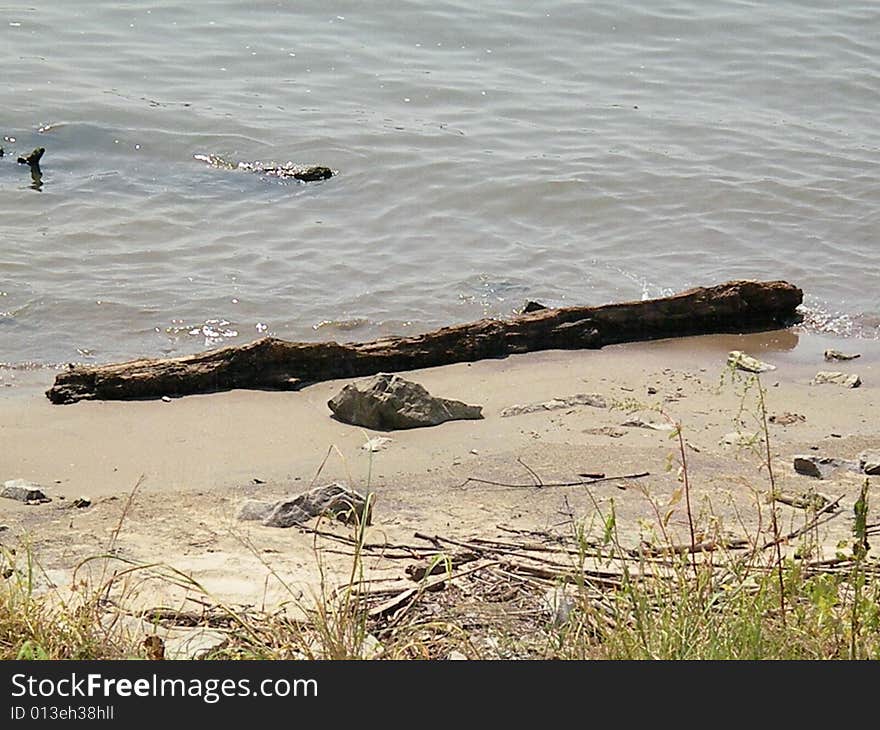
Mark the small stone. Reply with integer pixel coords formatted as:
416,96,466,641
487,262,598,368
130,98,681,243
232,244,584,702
1,479,51,504
824,349,860,362
584,426,626,438
793,455,861,479
768,412,805,426
728,350,776,373
543,586,577,626
860,452,880,476
621,415,674,431
72,497,91,509
0,525,8,533
812,371,861,388
358,633,384,660
647,386,658,395
161,396,172,402
500,393,606,418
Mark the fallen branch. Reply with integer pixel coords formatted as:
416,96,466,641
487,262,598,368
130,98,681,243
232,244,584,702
46,279,802,403
639,538,750,556
762,493,845,549
365,559,500,619
456,471,650,490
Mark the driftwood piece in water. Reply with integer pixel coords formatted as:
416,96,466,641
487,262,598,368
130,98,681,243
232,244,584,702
46,279,802,404
17,147,44,168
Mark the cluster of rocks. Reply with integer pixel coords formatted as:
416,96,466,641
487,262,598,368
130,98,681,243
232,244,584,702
0,479,90,508
238,372,485,528
794,452,880,480
728,348,862,387
727,348,871,481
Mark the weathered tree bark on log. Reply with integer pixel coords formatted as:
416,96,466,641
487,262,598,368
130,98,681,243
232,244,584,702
46,280,802,404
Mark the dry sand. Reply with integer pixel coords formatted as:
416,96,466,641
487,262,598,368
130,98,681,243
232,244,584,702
1,328,878,654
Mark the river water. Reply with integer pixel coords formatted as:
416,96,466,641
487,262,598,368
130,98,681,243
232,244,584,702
2,1,878,366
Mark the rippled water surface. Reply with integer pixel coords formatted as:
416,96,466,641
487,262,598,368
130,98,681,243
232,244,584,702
2,1,878,365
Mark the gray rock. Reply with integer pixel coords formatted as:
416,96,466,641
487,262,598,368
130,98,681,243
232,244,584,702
236,499,276,522
1,479,50,504
543,586,578,627
728,350,776,373
328,373,482,430
621,415,674,431
793,455,861,479
812,371,861,388
824,349,860,361
500,393,606,418
859,452,880,476
262,483,371,528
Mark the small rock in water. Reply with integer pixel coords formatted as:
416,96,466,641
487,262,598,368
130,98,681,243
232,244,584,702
1,479,51,504
728,350,776,373
824,349,860,362
793,455,861,479
812,371,861,388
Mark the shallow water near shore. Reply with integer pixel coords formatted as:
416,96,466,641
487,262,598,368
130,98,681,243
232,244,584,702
2,2,879,366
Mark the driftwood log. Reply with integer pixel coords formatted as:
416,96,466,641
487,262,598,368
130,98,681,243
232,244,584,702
46,279,802,404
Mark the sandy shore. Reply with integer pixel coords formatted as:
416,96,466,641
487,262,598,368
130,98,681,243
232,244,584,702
1,328,878,653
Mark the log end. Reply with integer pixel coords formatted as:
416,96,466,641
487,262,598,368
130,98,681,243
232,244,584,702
45,365,96,405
